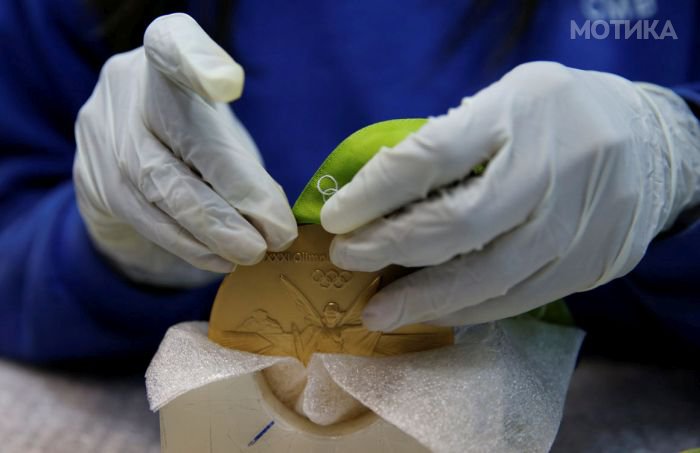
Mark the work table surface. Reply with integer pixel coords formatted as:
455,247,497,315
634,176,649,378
0,357,698,452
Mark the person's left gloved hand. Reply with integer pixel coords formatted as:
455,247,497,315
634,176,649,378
321,62,700,331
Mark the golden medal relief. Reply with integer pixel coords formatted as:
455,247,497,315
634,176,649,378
209,224,453,365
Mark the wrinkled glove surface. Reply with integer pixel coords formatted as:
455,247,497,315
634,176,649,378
321,62,700,330
74,14,297,287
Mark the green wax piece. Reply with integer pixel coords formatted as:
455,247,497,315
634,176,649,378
292,118,428,225
520,300,574,326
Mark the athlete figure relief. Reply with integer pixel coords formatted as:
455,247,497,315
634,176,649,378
281,274,383,364
220,271,452,365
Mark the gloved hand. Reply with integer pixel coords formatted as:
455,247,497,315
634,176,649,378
74,13,297,288
321,62,700,330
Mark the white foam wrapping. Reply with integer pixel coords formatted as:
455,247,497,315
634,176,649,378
146,319,584,452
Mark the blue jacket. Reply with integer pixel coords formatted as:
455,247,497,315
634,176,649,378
0,0,698,362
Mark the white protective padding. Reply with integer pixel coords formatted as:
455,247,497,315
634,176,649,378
146,319,584,452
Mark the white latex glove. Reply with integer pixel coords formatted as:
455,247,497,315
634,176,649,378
74,14,297,288
321,62,700,330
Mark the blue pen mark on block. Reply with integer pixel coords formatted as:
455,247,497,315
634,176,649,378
248,420,275,447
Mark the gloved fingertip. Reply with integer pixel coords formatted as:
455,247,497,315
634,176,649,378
362,297,400,332
189,52,244,102
340,258,385,273
328,238,348,266
221,233,267,266
329,238,383,271
144,13,195,61
208,260,235,274
263,208,299,252
362,310,395,332
237,248,267,266
144,12,245,103
190,254,235,274
267,228,298,252
320,196,351,235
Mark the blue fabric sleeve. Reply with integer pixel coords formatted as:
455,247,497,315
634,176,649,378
0,0,216,363
566,219,700,359
673,81,700,129
674,84,700,112
0,183,217,362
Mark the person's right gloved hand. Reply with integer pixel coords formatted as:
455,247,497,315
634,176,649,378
73,13,297,288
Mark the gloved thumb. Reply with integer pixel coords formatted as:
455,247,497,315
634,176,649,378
144,13,244,102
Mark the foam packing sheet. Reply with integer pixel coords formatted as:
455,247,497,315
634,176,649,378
146,319,584,453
